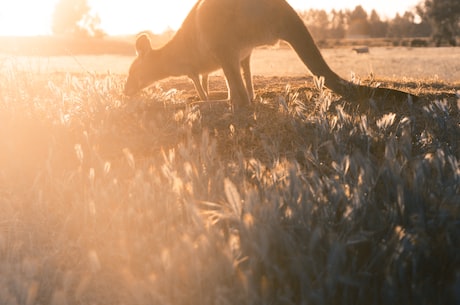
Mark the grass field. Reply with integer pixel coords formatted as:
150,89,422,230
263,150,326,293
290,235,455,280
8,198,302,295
2,46,460,82
0,47,459,304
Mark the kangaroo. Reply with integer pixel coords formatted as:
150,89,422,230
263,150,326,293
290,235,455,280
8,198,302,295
124,0,413,107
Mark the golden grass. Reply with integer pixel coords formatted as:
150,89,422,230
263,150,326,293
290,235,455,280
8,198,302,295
0,67,459,304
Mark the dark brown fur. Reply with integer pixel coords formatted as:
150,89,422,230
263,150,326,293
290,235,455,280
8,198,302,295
125,0,414,108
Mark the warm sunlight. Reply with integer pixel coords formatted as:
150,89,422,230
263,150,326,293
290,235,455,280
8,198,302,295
1,0,458,303
0,0,421,36
0,1,56,35
90,0,196,35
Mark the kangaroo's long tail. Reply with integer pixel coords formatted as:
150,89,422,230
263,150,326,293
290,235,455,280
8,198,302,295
278,3,347,93
278,2,417,102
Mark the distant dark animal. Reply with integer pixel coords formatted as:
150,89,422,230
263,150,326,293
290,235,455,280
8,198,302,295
410,39,428,47
352,46,370,54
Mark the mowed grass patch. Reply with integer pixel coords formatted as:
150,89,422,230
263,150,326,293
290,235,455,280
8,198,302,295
0,66,459,305
2,46,460,82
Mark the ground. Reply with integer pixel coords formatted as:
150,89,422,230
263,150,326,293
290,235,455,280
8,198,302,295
0,45,459,305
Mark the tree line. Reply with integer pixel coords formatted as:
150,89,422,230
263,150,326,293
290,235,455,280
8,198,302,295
52,0,459,46
300,1,459,46
299,7,431,40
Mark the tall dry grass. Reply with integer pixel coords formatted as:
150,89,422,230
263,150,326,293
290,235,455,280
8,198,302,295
0,66,459,304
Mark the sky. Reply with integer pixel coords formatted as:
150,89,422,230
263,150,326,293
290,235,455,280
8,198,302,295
0,0,421,36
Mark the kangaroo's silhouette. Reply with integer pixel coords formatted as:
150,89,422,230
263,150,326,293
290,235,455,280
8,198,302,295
125,0,414,108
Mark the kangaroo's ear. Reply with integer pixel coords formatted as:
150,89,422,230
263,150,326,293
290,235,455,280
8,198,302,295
135,34,152,57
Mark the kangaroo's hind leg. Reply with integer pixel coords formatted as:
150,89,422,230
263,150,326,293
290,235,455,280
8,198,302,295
201,73,209,97
240,54,254,101
221,56,251,108
190,74,208,101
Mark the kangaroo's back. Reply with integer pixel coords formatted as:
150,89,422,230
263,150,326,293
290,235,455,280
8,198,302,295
194,0,345,94
195,0,306,50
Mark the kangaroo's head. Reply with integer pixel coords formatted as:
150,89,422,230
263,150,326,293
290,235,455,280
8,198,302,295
124,34,161,96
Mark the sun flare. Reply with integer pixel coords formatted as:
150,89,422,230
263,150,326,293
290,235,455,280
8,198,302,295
0,0,420,36
0,1,56,36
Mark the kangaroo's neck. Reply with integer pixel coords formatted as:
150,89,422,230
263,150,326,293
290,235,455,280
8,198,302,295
152,4,201,77
149,33,190,77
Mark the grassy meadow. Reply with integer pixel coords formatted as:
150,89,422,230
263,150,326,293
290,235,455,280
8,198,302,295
3,46,460,82
0,47,459,305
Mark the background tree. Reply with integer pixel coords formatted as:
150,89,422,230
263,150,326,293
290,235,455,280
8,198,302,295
299,9,347,41
299,9,330,40
417,0,460,46
329,9,347,39
368,10,388,38
347,6,370,38
52,0,105,38
387,12,417,38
